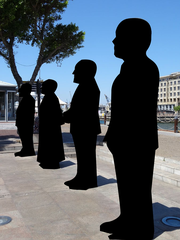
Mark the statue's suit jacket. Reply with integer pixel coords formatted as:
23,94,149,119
16,95,35,130
64,79,101,137
104,57,159,151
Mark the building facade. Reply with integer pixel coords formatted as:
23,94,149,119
158,72,180,112
0,81,17,122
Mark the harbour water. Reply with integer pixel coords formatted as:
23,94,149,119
100,120,179,131
157,123,179,131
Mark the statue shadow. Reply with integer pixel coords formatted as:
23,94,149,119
0,134,20,151
0,134,19,141
97,175,117,187
153,202,180,239
60,160,75,169
62,132,74,143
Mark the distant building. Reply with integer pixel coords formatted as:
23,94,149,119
0,81,17,122
158,72,180,112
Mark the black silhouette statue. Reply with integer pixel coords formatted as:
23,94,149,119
15,83,35,157
63,60,101,190
100,19,159,239
37,79,65,169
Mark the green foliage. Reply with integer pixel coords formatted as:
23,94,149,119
174,106,180,112
0,0,32,41
0,0,85,84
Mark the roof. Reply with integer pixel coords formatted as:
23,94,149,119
0,81,17,87
160,72,180,79
57,97,67,105
30,93,67,105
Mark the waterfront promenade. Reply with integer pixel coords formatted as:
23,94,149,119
0,123,180,161
0,123,180,239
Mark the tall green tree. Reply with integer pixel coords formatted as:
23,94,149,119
0,0,85,87
174,105,180,113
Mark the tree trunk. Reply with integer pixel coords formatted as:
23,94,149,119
29,61,42,85
29,52,43,85
8,42,22,89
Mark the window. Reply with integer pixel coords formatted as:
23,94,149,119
174,92,176,96
164,93,166,97
170,82,172,85
170,87,172,91
8,92,15,121
170,93,172,96
164,83,166,86
174,87,176,91
174,81,176,85
0,92,5,121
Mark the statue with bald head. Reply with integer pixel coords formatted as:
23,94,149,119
100,18,159,239
63,59,101,190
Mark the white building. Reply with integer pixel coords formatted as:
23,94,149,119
158,72,180,112
0,81,17,122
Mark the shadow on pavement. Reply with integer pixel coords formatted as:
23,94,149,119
60,160,76,169
0,134,19,141
62,132,74,143
97,175,117,187
153,202,180,239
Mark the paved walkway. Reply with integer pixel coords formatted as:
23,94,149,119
0,123,180,239
0,152,180,239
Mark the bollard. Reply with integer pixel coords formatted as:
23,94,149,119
174,117,178,133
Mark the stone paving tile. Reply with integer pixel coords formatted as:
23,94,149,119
6,181,43,198
0,198,17,212
19,204,67,226
12,192,55,210
27,219,86,240
0,226,33,240
35,178,66,192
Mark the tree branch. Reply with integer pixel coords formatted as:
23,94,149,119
29,42,45,85
0,50,8,60
8,38,22,87
42,44,65,63
0,31,10,49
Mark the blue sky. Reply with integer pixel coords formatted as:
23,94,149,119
1,0,180,104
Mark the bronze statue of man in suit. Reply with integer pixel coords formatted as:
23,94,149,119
100,19,159,239
64,59,101,190
15,83,35,157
